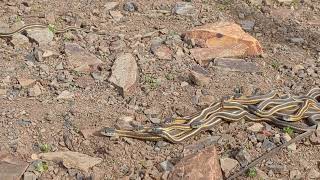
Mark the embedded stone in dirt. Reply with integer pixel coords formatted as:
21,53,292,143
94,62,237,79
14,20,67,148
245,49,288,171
189,65,210,86
110,11,123,21
28,83,42,97
104,2,119,11
11,34,30,48
18,78,36,87
38,151,102,172
151,44,173,60
235,149,252,167
65,42,103,73
213,58,260,73
0,153,29,180
26,28,54,46
57,90,74,100
247,123,264,132
309,128,320,145
184,22,263,65
109,53,138,97
169,146,222,180
172,2,198,17
220,157,239,177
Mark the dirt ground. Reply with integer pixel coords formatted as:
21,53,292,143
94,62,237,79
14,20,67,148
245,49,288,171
0,0,320,179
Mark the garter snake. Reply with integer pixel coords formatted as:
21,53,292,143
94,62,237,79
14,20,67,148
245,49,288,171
0,23,81,37
101,88,320,143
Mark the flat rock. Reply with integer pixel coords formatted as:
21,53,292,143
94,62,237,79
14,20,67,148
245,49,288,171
23,172,37,180
184,22,263,65
11,34,30,48
151,44,173,60
0,89,7,96
109,53,138,97
172,2,198,17
18,78,36,87
110,11,123,21
160,160,174,172
183,136,221,156
26,28,54,45
213,58,260,73
39,151,102,172
57,90,74,100
28,83,42,97
247,123,264,132
220,157,239,177
104,2,119,11
189,65,210,86
65,42,103,73
169,146,222,180
0,153,29,180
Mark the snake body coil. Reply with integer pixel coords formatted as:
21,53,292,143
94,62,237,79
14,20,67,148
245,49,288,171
101,88,320,143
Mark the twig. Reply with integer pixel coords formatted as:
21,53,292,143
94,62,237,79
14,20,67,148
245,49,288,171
226,129,316,180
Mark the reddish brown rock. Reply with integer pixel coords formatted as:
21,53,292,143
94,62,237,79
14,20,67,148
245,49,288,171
151,44,173,60
184,22,263,65
65,42,103,73
168,146,222,180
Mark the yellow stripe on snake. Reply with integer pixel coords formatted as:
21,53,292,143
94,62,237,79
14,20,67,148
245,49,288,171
101,88,320,143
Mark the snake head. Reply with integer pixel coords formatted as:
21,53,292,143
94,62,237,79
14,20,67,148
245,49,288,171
102,127,116,137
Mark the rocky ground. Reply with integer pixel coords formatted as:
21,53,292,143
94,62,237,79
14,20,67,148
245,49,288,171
0,0,320,179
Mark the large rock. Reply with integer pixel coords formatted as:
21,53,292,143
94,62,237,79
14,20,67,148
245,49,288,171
0,153,29,180
65,42,103,73
168,146,222,180
109,53,138,97
184,22,263,65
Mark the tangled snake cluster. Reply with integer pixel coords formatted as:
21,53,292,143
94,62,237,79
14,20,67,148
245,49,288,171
101,88,320,143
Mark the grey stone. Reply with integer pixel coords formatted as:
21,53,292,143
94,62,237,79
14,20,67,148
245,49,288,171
123,2,137,12
109,53,138,97
249,0,263,5
172,2,197,17
160,161,174,172
267,164,286,174
235,149,252,167
17,119,32,126
220,158,239,177
239,20,255,31
214,58,260,73
261,139,276,151
290,38,304,43
23,172,37,180
26,28,54,46
28,84,42,97
150,118,161,124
